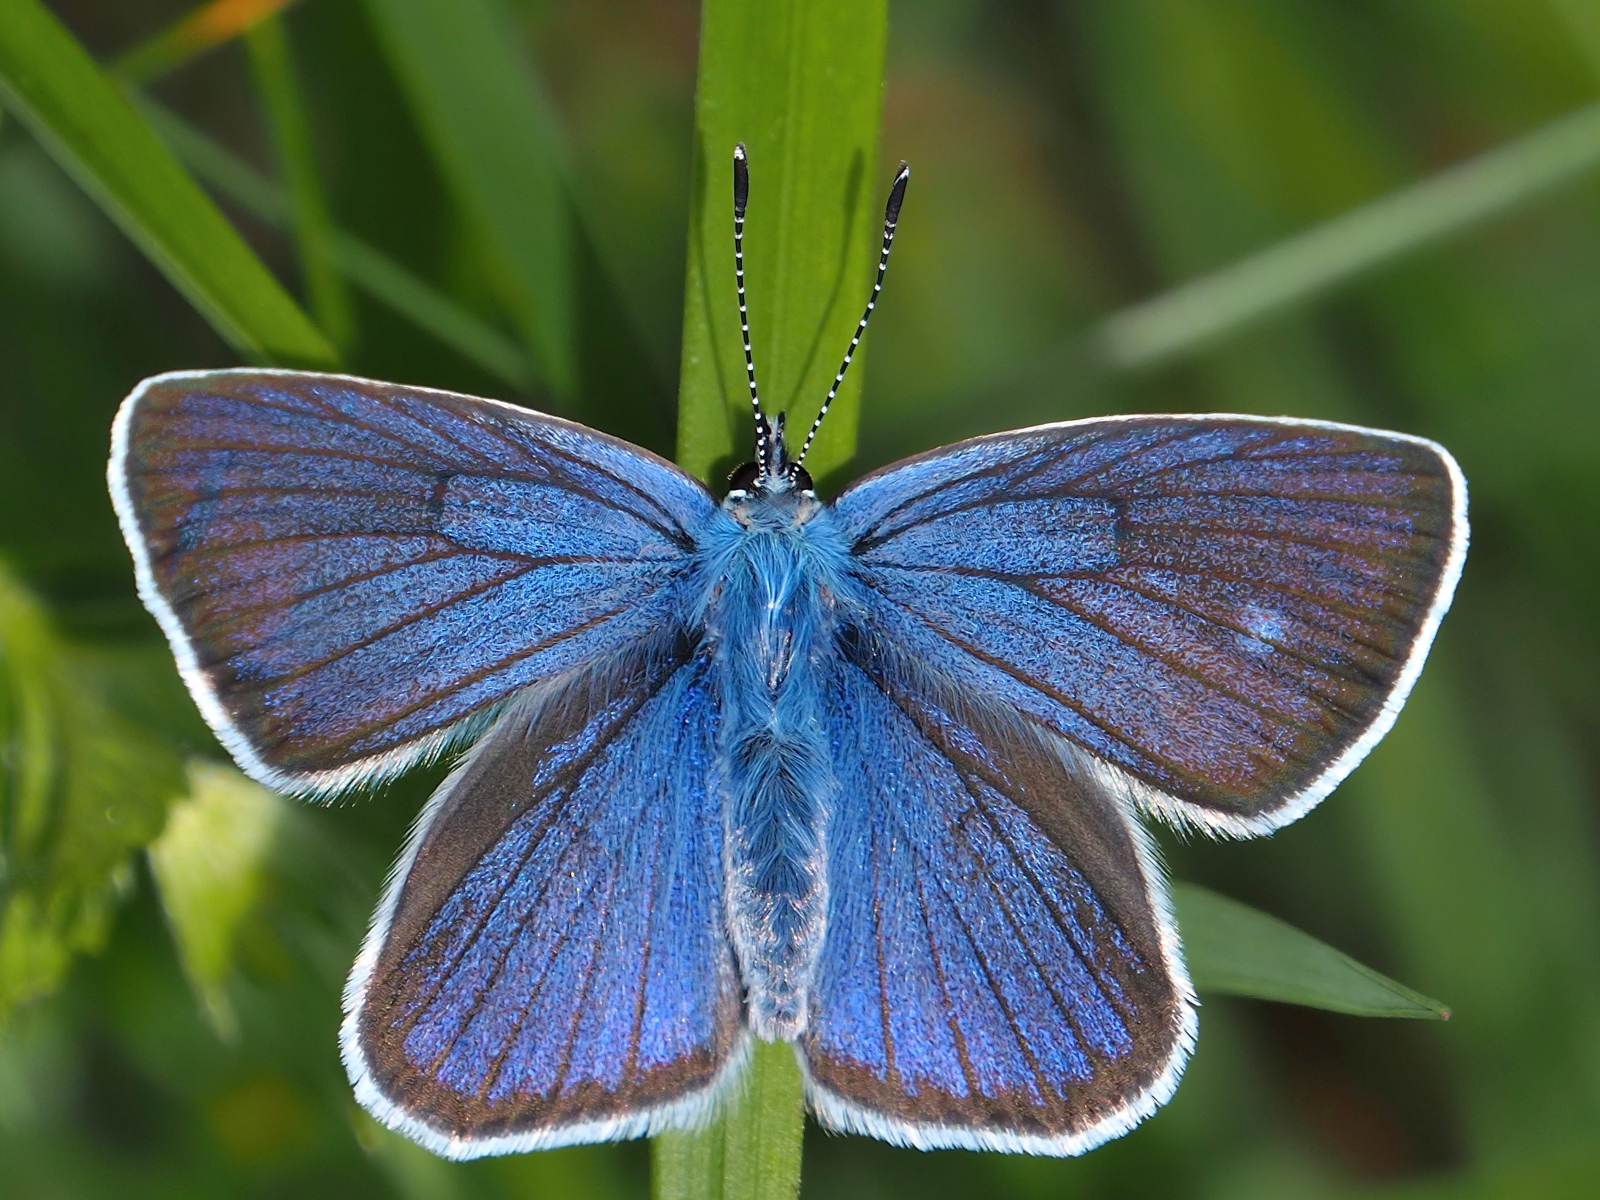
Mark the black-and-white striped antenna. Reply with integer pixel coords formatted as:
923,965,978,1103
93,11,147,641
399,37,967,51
798,161,910,466
732,144,768,467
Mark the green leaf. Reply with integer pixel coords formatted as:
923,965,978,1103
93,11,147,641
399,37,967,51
146,762,285,1041
245,13,356,349
0,565,184,1023
675,0,890,486
363,0,575,396
653,1043,804,1200
139,97,533,390
0,0,337,365
1172,882,1450,1020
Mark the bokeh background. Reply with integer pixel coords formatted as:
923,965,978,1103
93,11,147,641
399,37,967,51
4,1,1600,1197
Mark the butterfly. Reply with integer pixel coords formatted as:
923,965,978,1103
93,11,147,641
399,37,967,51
108,144,1467,1160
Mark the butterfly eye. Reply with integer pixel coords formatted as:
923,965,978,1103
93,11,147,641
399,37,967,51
787,463,815,493
726,462,761,495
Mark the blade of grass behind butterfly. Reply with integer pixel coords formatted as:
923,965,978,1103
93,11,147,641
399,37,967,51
362,0,575,399
245,12,356,350
658,2,888,1197
138,97,533,390
907,97,1600,449
0,0,336,366
674,0,890,491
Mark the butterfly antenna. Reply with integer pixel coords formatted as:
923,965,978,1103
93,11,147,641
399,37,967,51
798,161,909,466
732,144,769,468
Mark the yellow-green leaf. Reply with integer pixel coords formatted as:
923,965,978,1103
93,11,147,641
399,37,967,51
0,565,184,1023
147,762,285,1041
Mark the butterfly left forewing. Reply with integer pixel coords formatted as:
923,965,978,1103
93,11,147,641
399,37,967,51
345,636,744,1158
801,639,1194,1154
110,369,714,796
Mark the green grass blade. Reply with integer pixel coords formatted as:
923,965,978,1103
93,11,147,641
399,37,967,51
363,0,575,397
330,234,531,389
139,98,532,389
720,1043,805,1200
245,13,356,349
675,0,890,486
653,1043,804,1200
146,762,285,1042
656,3,887,1194
653,1119,724,1200
1172,882,1450,1020
1091,100,1600,371
0,0,336,365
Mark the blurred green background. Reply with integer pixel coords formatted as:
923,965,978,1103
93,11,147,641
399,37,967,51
3,1,1600,1197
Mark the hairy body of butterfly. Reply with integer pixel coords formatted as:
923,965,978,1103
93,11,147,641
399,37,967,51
694,481,855,1040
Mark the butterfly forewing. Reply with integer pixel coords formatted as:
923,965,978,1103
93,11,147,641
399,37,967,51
802,640,1194,1152
344,637,744,1157
110,370,715,795
833,415,1466,833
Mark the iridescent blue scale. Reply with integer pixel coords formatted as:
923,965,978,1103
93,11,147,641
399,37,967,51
110,151,1466,1160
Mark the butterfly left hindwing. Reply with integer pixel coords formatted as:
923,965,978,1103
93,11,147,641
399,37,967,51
345,635,745,1158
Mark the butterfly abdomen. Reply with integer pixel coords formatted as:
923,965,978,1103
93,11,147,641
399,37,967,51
696,499,855,1041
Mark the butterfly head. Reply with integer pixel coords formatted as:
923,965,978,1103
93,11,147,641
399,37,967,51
724,413,818,523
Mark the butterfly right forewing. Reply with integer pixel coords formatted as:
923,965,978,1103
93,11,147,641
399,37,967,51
831,414,1466,835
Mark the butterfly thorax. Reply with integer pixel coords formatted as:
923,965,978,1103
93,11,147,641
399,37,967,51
694,489,854,1041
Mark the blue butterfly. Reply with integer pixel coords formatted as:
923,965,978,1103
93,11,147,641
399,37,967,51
108,145,1467,1160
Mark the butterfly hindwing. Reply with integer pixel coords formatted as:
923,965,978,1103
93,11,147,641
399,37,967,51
832,415,1467,833
343,636,744,1158
110,369,714,794
801,638,1194,1153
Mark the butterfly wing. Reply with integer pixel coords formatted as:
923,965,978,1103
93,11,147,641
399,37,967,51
343,636,743,1158
801,639,1194,1153
832,415,1467,834
109,369,714,795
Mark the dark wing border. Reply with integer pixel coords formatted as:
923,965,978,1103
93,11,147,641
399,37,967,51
837,413,1469,837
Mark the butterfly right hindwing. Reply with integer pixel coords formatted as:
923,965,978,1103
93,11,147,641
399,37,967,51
801,636,1195,1154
